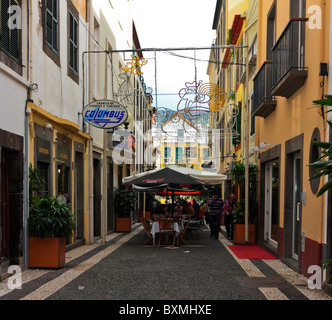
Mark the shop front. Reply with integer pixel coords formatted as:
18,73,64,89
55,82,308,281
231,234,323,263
28,102,89,245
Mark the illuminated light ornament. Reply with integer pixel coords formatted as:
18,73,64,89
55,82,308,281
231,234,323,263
199,82,227,112
122,54,148,76
177,81,227,117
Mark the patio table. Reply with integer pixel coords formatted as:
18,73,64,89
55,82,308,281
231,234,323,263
150,220,181,246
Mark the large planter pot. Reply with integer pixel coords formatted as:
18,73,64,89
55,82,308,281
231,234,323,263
144,210,151,219
233,224,255,244
116,217,132,232
29,237,66,268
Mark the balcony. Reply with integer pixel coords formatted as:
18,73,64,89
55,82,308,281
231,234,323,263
271,18,308,98
252,61,277,118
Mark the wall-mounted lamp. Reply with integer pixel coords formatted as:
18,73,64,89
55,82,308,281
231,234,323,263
124,111,133,130
320,63,328,77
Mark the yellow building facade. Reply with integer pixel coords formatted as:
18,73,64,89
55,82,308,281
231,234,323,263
253,0,330,277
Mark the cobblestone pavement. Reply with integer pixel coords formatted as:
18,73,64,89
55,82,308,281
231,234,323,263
0,223,331,303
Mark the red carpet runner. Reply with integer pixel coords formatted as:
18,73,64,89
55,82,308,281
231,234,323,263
228,244,277,260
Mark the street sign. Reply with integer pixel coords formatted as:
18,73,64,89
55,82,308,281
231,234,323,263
83,99,128,129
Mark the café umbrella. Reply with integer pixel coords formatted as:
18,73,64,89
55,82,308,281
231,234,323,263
120,167,213,194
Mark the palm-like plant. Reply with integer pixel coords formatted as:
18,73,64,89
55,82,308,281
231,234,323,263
29,195,75,238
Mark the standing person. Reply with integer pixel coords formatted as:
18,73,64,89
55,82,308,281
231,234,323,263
193,199,200,218
223,194,237,240
208,194,224,239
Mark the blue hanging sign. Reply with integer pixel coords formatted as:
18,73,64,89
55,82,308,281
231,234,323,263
83,100,129,129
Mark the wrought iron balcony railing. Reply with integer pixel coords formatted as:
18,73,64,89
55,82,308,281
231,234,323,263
252,61,277,118
271,18,308,98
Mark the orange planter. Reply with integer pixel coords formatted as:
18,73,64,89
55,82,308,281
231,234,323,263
144,211,151,219
116,217,132,232
233,224,255,244
29,237,66,268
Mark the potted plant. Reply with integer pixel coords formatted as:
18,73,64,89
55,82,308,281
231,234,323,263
232,200,255,243
230,163,258,243
28,166,75,268
114,187,136,232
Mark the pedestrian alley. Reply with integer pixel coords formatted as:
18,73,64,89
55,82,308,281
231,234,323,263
0,223,331,301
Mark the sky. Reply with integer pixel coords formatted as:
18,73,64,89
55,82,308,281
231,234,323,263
131,0,217,110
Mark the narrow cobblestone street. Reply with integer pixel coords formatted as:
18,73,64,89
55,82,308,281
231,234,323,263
0,224,331,303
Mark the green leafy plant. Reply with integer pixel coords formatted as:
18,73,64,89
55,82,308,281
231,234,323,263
114,187,136,218
29,164,45,209
28,195,75,238
232,201,245,224
230,163,258,224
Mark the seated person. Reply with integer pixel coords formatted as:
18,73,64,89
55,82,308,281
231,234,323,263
152,204,167,220
173,201,183,218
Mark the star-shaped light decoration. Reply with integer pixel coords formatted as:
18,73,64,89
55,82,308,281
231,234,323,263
122,54,148,76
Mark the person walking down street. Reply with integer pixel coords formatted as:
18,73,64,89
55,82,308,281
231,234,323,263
224,194,237,240
208,194,224,239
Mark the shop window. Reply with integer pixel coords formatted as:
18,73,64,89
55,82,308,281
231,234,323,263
37,161,50,197
57,163,69,195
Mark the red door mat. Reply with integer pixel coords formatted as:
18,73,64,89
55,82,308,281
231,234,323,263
228,244,277,260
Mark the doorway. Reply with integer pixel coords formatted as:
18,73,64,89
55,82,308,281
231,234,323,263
75,151,84,240
264,161,279,247
93,157,101,238
0,148,23,263
292,154,301,260
284,134,303,269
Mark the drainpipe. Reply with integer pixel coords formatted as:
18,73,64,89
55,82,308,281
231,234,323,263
23,0,32,270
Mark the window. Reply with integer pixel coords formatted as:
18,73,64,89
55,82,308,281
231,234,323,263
67,1,79,83
266,1,276,60
42,0,59,66
45,0,58,53
290,0,306,18
250,93,255,136
203,148,210,160
185,147,197,159
0,0,20,61
175,147,184,163
164,147,171,161
69,11,78,74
